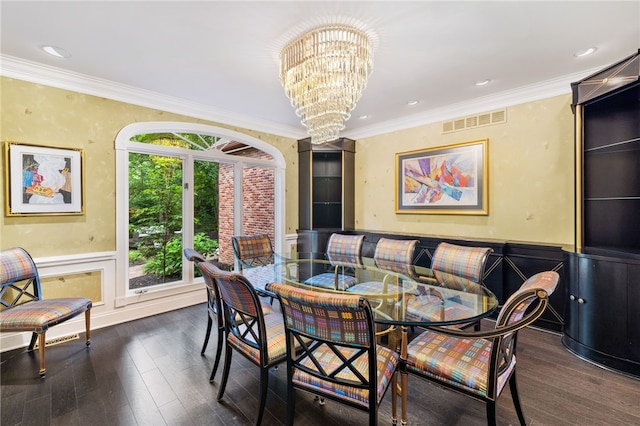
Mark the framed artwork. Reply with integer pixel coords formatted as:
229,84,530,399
395,139,488,215
4,142,85,216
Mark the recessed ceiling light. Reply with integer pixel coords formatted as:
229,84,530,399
574,47,597,58
359,114,369,119
407,100,419,106
475,79,491,86
40,45,71,58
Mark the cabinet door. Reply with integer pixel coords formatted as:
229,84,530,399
564,253,580,340
576,257,628,358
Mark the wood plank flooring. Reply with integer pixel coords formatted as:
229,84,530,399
2,303,639,425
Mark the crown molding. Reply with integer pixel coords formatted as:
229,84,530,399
345,67,600,140
0,54,306,140
2,54,598,142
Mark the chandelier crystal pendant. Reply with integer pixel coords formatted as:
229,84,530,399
279,24,373,145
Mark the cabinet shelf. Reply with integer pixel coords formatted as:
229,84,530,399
566,49,640,378
299,138,354,231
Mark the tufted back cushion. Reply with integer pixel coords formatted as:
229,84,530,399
271,282,372,347
198,262,259,317
0,248,38,288
431,242,493,283
326,234,365,268
0,247,42,308
373,238,418,277
232,234,274,266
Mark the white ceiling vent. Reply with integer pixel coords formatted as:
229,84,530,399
442,108,507,134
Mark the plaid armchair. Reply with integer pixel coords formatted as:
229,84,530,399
405,271,559,426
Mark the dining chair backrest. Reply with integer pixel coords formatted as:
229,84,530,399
326,233,365,268
232,234,275,269
373,238,419,278
496,271,559,327
269,282,399,425
198,262,269,356
431,242,493,283
184,249,219,322
183,247,206,264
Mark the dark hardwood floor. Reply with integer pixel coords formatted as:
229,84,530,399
2,303,639,425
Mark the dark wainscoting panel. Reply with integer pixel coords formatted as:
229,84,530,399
296,229,566,332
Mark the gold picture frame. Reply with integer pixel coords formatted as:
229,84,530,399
4,142,85,216
395,139,488,215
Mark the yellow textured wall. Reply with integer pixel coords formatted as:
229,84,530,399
354,95,575,246
0,77,299,257
1,77,575,254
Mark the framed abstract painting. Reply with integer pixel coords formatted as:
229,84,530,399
395,139,488,215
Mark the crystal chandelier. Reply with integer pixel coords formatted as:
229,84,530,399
279,24,373,145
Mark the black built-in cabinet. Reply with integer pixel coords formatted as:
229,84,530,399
298,138,354,231
563,50,640,378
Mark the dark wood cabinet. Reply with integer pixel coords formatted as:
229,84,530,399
564,251,640,377
573,50,640,253
564,49,640,378
298,138,355,231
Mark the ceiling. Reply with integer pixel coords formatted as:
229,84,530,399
1,1,639,141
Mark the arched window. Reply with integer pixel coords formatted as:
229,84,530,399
115,122,285,300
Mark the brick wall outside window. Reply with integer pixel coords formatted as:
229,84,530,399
217,148,275,267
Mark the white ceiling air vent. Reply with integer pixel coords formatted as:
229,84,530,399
442,108,507,133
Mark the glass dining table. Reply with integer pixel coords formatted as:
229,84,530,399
243,256,499,425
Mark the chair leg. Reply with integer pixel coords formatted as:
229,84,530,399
27,332,38,351
85,309,91,346
486,401,497,426
391,372,398,425
256,367,269,426
217,344,233,400
201,316,213,355
286,382,295,426
509,372,527,426
369,404,377,426
38,333,46,378
209,325,224,383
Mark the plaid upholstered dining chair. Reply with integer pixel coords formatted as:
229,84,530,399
197,262,291,426
303,233,365,290
430,242,493,284
269,282,399,426
405,271,559,426
0,247,92,378
347,237,419,295
406,242,493,330
185,248,273,383
232,234,282,293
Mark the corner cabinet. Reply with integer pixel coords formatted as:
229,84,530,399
298,138,355,231
563,50,640,378
297,138,355,257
